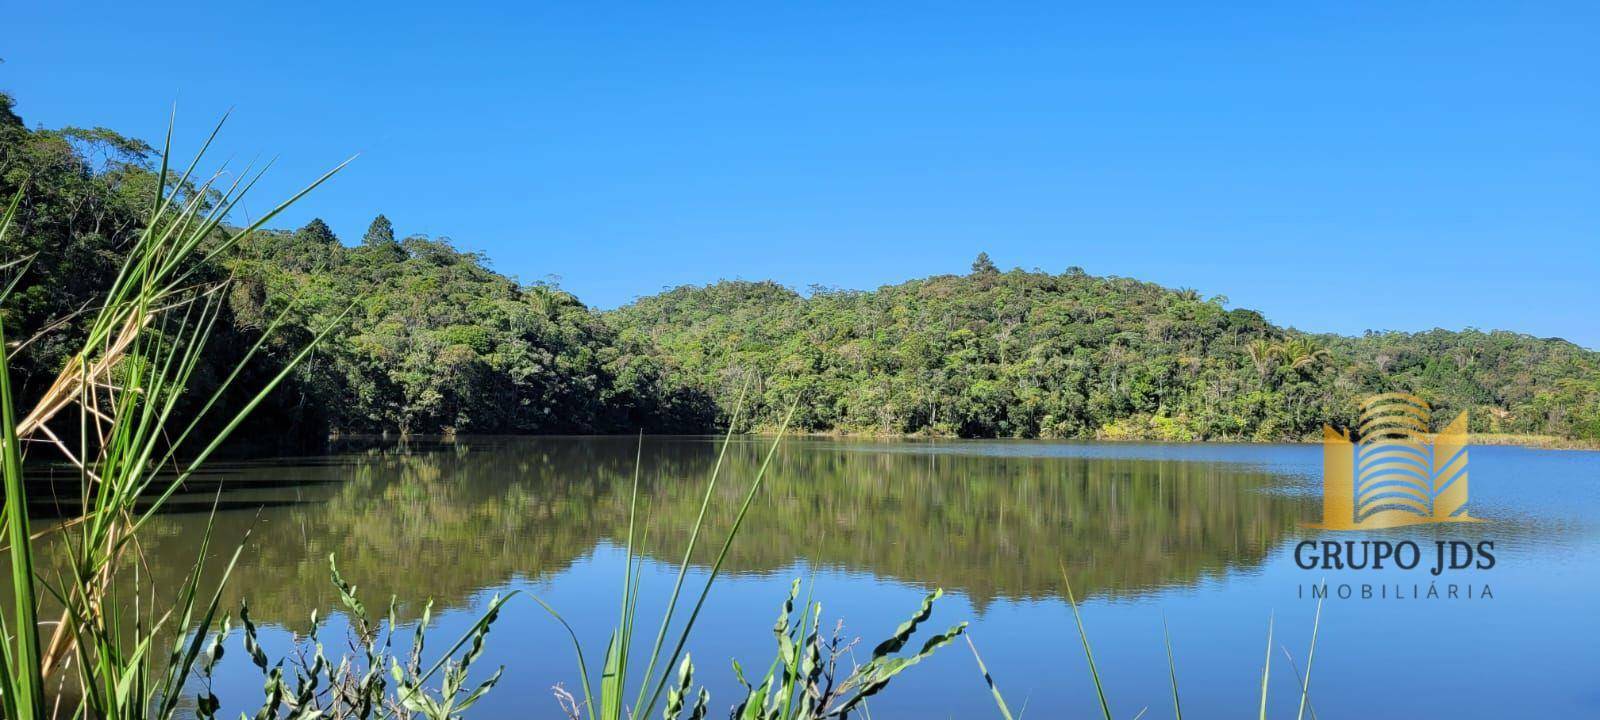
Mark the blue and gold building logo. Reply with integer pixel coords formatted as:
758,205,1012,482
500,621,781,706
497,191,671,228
1311,393,1476,530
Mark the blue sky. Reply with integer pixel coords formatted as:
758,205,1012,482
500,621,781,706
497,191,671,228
8,2,1598,346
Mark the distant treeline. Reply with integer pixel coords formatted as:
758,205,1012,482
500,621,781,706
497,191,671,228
611,264,1600,440
4,92,1598,443
0,93,712,444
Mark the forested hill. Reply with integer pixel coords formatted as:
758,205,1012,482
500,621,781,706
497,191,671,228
607,258,1600,441
0,92,714,442
3,92,1598,443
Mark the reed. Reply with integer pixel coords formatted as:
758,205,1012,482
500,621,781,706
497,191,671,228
964,636,1015,720
1060,570,1112,720
0,113,348,719
969,572,1326,719
537,390,805,720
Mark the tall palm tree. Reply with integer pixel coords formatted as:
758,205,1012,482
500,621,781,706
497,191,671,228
1247,338,1279,381
1280,337,1333,374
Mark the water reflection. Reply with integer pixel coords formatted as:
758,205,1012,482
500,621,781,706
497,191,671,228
130,436,1312,626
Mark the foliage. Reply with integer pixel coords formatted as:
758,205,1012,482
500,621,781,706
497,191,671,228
0,109,349,719
193,556,512,720
540,395,800,720
1323,328,1600,439
727,579,967,719
226,222,713,437
0,92,711,444
608,267,1600,440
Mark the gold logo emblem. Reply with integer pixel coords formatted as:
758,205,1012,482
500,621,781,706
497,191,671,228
1311,393,1477,530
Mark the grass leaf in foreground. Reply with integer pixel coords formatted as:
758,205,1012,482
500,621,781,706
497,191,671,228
1162,614,1182,720
1259,613,1274,720
966,636,1016,720
1061,568,1112,720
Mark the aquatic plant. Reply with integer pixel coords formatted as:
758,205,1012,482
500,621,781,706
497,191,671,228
965,568,1327,719
0,113,349,718
725,579,967,719
537,392,803,720
184,555,513,720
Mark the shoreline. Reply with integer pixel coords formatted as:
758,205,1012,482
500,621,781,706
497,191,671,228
322,429,1600,451
740,428,1600,451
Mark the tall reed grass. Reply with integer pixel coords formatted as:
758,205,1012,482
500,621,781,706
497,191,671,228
535,400,966,720
965,567,1328,720
0,114,348,719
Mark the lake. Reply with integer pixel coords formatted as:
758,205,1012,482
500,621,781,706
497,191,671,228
135,436,1600,718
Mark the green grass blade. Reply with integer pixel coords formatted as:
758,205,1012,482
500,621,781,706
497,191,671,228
642,400,796,714
1259,613,1274,720
0,608,18,720
0,185,32,307
605,433,646,720
1060,569,1111,720
124,303,357,541
629,381,751,713
965,636,1015,720
0,313,45,718
534,595,597,718
1162,614,1182,720
156,510,254,719
0,109,351,720
1296,591,1324,720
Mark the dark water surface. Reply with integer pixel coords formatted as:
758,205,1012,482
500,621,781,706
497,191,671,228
138,436,1599,718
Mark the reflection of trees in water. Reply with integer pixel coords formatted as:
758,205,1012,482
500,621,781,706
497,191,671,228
130,437,1311,626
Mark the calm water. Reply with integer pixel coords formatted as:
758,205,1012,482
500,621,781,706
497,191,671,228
133,436,1600,718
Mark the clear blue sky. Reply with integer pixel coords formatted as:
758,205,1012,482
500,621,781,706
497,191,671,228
8,2,1598,346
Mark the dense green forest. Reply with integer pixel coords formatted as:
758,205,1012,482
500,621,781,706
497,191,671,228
612,267,1600,440
5,93,1598,443
0,92,713,443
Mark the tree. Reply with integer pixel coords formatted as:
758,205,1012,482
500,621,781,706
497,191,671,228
1246,339,1278,382
0,92,21,128
352,213,407,265
297,218,338,245
607,267,1600,442
1280,337,1332,374
970,252,998,275
364,213,395,246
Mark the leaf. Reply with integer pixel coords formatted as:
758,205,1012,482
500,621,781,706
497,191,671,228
1259,614,1274,720
965,636,1015,720
1061,569,1111,720
869,588,943,660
